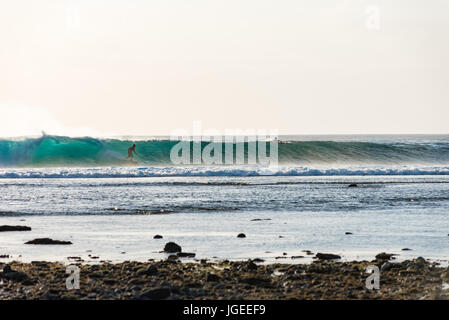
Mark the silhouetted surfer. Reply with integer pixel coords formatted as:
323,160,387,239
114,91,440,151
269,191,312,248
127,144,137,162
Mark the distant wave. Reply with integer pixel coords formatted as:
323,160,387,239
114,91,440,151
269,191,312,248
1,135,449,168
1,165,449,178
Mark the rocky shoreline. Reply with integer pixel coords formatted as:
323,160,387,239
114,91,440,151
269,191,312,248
1,256,449,300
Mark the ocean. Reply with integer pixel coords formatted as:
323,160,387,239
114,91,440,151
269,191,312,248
0,135,449,264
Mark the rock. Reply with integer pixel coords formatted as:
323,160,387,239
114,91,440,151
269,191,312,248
237,233,246,238
0,265,30,283
25,238,72,245
241,276,271,286
0,225,31,232
146,265,158,276
375,252,395,260
139,287,171,300
291,256,304,259
167,255,179,261
150,209,173,215
137,209,174,215
416,257,426,264
153,235,163,239
163,242,182,253
252,258,265,263
103,279,117,285
0,255,9,258
315,253,341,260
136,268,148,276
177,252,196,258
348,184,358,188
402,248,412,251
246,261,258,270
345,232,353,235
2,265,12,273
380,262,392,272
206,273,220,282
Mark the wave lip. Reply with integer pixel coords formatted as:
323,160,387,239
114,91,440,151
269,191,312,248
0,165,449,179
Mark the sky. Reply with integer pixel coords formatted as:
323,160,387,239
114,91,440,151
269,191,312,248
0,0,448,137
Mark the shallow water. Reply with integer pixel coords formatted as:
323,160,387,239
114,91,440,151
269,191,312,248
1,175,449,264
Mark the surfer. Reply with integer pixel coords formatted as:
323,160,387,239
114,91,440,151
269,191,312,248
127,144,137,161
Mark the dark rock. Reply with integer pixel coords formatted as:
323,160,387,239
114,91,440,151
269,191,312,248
167,255,179,261
380,262,392,272
251,258,265,263
345,232,353,235
137,209,173,215
103,279,116,285
163,242,182,253
139,287,171,300
2,265,12,273
416,256,426,263
348,184,358,188
291,256,304,259
153,235,163,239
246,261,258,270
30,261,48,266
375,252,395,260
206,273,220,282
1,265,30,283
402,248,412,251
149,209,173,215
146,265,158,276
0,225,31,232
177,252,196,258
25,238,72,245
315,253,341,260
237,233,246,238
241,276,271,286
0,255,9,258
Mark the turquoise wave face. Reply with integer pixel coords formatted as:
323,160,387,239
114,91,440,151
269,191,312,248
0,135,449,167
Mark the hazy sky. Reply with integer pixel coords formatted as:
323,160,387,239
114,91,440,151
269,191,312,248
1,0,448,137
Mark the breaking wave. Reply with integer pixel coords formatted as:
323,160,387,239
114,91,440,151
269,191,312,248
1,135,449,168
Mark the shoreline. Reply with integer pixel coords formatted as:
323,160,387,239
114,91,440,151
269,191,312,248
1,256,449,300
